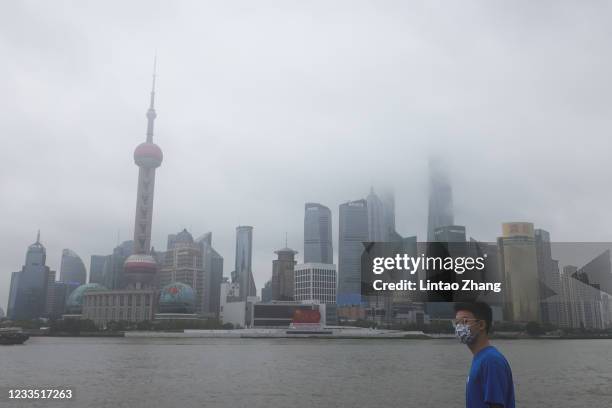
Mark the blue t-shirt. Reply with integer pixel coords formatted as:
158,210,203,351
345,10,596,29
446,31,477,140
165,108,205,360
466,346,515,408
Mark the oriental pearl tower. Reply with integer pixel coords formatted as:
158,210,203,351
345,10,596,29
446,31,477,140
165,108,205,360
123,60,163,289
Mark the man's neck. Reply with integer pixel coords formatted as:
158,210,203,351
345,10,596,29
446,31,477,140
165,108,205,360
468,336,491,355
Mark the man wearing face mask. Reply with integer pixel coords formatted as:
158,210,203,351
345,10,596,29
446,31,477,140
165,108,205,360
453,302,515,408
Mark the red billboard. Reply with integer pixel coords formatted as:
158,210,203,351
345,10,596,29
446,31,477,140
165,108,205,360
292,309,321,324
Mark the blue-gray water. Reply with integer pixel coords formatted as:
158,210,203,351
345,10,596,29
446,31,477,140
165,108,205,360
1,337,611,407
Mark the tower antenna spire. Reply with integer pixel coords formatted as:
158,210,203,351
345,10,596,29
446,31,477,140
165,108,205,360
146,55,157,142
36,229,40,243
150,54,157,108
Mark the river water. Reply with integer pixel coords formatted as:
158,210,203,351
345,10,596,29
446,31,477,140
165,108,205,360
1,337,611,407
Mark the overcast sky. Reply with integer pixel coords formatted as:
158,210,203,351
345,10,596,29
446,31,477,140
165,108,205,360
2,1,612,310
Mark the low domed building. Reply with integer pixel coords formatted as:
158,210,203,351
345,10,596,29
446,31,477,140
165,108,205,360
158,282,196,314
65,283,108,314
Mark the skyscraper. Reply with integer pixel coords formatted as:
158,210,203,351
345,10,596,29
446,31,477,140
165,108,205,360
59,249,87,285
498,222,541,322
89,254,109,285
574,249,612,296
123,60,163,290
261,279,273,303
379,188,396,241
535,229,560,326
294,263,337,305
425,225,467,319
468,238,502,308
45,280,79,319
44,269,57,317
8,232,55,320
159,229,203,311
571,251,612,328
367,187,399,243
367,188,385,242
572,269,606,329
197,232,224,317
337,199,368,306
271,247,298,301
558,263,609,330
235,226,256,300
559,265,580,328
304,203,333,264
103,240,133,290
427,159,454,242
7,272,20,319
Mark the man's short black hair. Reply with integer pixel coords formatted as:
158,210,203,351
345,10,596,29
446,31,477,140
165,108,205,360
454,302,493,333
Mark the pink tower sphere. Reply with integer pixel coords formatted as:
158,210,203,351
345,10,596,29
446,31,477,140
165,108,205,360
134,142,163,168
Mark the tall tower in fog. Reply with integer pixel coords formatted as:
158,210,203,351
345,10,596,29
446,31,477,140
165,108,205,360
379,188,396,241
235,226,256,300
337,199,368,306
123,60,164,289
367,187,398,242
304,203,333,264
367,188,385,242
427,159,454,242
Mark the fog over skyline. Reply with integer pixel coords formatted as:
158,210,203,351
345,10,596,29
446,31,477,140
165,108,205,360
2,1,612,309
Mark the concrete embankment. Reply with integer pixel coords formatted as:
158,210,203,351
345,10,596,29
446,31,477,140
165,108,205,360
125,328,431,339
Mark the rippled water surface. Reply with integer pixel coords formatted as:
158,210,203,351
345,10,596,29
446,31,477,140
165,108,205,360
2,337,611,407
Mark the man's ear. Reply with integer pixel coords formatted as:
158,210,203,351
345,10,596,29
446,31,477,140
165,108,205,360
478,319,487,333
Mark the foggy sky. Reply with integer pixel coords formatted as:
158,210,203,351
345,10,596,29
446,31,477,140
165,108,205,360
2,1,612,310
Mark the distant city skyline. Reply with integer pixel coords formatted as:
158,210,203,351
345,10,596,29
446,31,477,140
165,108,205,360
3,89,611,328
4,174,612,311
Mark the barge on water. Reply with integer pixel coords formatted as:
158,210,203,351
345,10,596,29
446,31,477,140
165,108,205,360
0,328,30,345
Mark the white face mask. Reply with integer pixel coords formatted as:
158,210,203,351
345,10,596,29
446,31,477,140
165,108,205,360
455,323,478,345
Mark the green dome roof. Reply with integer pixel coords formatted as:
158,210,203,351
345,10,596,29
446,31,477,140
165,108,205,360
66,283,107,312
159,282,196,313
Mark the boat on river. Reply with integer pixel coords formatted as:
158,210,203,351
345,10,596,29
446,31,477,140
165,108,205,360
0,328,29,345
